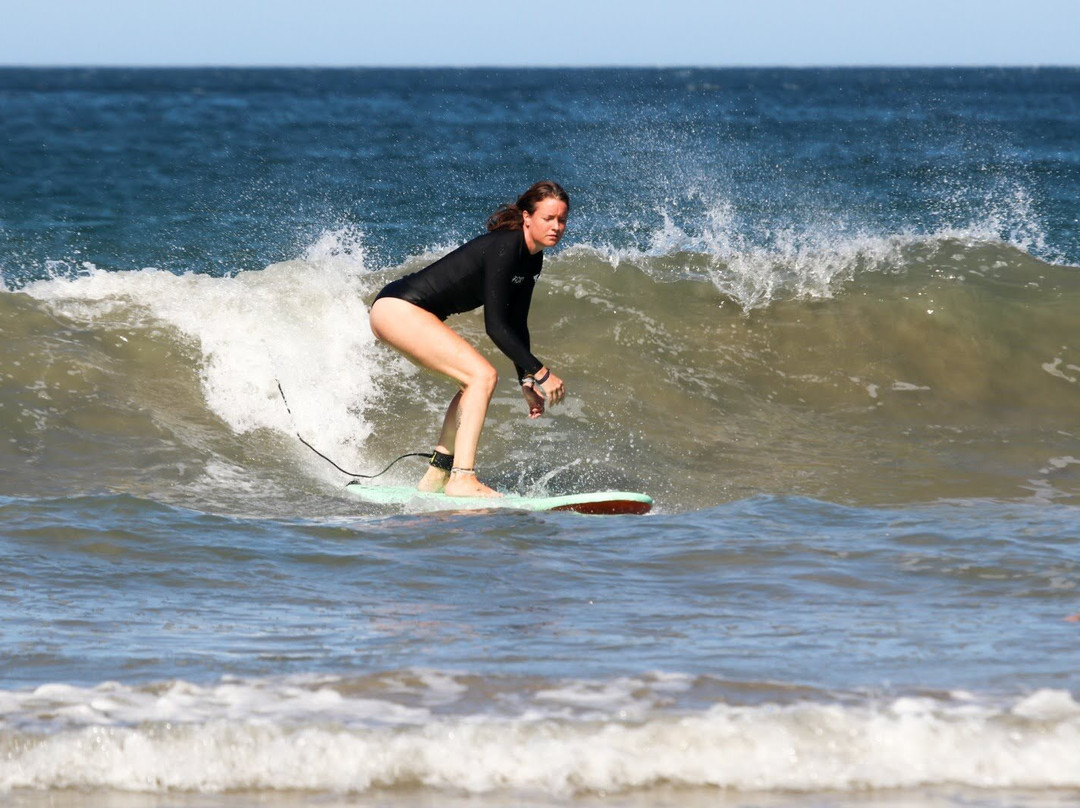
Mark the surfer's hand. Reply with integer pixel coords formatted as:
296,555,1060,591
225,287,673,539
539,370,565,406
522,383,545,419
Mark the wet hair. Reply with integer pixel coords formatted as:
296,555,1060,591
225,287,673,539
487,181,570,232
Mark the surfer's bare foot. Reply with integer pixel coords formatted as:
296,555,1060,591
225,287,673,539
417,467,450,493
445,470,502,498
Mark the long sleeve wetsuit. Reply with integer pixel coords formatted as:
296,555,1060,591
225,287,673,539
374,229,545,381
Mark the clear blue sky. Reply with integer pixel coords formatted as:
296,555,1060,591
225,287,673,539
2,0,1077,67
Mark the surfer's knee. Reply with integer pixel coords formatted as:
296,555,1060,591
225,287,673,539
467,362,498,398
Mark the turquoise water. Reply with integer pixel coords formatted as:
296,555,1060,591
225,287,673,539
1,68,1079,805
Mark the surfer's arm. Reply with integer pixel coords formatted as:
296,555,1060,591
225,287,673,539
483,242,564,411
508,285,536,384
482,256,543,379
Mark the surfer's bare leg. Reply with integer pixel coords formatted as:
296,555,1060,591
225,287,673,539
369,297,500,497
417,391,460,492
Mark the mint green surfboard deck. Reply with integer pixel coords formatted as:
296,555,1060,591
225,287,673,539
345,482,652,515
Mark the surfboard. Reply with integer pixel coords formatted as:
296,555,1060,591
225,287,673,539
345,482,652,515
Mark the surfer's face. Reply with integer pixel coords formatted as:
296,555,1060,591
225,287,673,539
523,198,568,251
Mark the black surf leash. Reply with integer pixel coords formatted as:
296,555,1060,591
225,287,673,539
275,381,427,482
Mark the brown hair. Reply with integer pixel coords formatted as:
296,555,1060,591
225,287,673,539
487,180,570,232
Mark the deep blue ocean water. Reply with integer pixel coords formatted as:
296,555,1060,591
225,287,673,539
1,68,1080,806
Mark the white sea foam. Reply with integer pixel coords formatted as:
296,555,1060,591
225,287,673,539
566,225,910,310
1043,356,1080,384
567,187,1060,310
19,228,387,478
933,176,1052,259
2,678,1080,795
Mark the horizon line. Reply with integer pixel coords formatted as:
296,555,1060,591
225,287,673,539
1,62,1079,71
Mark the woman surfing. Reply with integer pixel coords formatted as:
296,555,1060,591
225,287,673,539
368,181,569,497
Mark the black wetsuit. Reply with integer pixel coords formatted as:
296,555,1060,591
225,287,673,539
374,229,545,381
